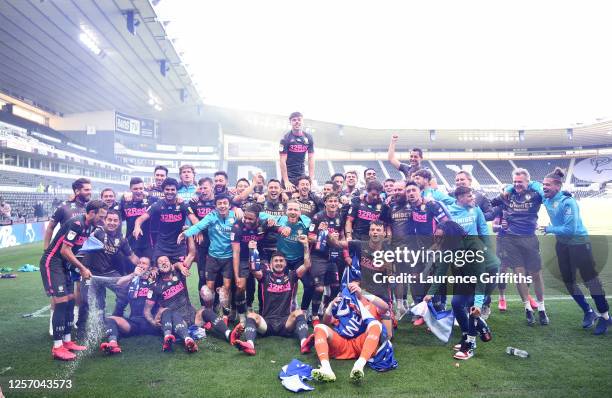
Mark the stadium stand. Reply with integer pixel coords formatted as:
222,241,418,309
0,192,61,223
431,160,498,187
314,160,331,185
512,158,571,183
383,162,406,180
482,160,514,184
227,161,277,183
331,161,385,183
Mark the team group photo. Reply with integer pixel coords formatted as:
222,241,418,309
0,1,611,397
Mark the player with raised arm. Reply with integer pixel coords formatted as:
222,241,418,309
39,200,107,360
387,135,429,182
233,235,314,356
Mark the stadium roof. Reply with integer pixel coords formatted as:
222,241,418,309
0,0,201,118
203,105,612,152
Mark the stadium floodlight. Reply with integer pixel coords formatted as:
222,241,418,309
126,10,140,35
79,26,102,56
154,104,162,111
159,60,169,77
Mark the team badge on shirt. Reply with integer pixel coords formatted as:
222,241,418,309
279,144,285,152
67,231,77,241
525,194,532,201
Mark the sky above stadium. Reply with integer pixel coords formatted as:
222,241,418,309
155,0,612,130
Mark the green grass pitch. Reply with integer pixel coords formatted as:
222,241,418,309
1,236,611,397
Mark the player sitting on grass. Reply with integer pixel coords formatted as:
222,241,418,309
311,281,388,384
232,235,314,356
100,257,159,354
143,256,199,353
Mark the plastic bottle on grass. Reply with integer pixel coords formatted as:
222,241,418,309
506,347,529,358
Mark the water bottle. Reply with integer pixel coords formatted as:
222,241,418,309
315,229,328,251
249,248,261,271
506,347,529,358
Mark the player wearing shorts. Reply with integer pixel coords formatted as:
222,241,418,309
179,194,236,318
39,199,107,360
143,256,199,353
146,166,168,247
133,178,198,267
231,204,271,324
540,168,610,334
491,168,549,326
448,186,500,320
188,177,216,305
381,180,413,319
44,177,92,335
307,193,345,322
279,111,315,192
405,181,449,322
233,235,314,356
100,257,159,354
120,177,157,262
424,220,492,361
260,200,313,312
312,282,388,383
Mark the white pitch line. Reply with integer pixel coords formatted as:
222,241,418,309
21,304,51,318
504,295,612,302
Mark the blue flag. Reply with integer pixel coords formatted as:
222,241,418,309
411,301,455,343
368,340,398,372
79,236,104,252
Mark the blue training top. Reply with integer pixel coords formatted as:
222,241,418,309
543,191,589,245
